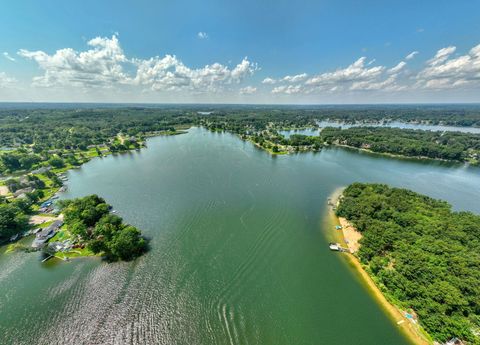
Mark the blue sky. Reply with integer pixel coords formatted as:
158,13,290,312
0,0,479,103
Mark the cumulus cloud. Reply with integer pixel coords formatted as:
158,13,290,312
305,57,384,88
239,86,257,94
281,73,308,83
405,51,419,60
18,35,129,88
3,52,15,62
262,77,276,84
416,44,480,89
427,46,457,66
268,43,480,96
11,35,480,100
271,56,412,95
18,35,257,93
388,61,406,74
350,76,401,91
197,32,208,40
134,56,257,92
0,72,16,87
272,84,303,94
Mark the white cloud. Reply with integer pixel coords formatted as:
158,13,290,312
350,76,401,91
405,51,419,60
262,77,276,84
0,72,16,87
416,44,480,89
426,46,456,66
18,35,130,88
18,35,257,93
388,61,406,74
272,84,303,94
305,57,385,88
8,35,480,102
271,55,414,95
281,73,308,83
134,56,257,92
239,86,257,94
3,52,15,62
197,32,208,40
269,43,480,95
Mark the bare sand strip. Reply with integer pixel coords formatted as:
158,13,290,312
29,215,61,225
338,217,362,253
327,188,431,345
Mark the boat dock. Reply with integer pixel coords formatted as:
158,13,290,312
329,243,350,252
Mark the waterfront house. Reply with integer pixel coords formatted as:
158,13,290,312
31,166,51,174
13,187,34,198
31,220,63,249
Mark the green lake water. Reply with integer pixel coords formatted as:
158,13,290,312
1,127,480,345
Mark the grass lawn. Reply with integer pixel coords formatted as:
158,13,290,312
50,226,98,259
55,246,96,259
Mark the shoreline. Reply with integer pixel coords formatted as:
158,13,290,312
326,187,432,345
327,143,472,166
0,129,190,259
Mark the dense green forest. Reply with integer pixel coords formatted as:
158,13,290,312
0,108,192,174
336,183,480,344
58,195,147,261
2,106,480,174
1,104,480,150
320,126,480,163
0,177,47,242
0,201,29,242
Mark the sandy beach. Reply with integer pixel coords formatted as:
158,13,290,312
327,188,431,345
338,216,362,253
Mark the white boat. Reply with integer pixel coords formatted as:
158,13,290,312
329,243,340,251
10,234,20,242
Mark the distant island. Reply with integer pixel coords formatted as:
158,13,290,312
332,183,480,345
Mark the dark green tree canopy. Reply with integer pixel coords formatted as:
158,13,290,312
337,183,480,343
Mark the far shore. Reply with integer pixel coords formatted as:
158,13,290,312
326,187,431,345
327,143,476,166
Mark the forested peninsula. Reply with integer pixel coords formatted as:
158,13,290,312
336,183,480,344
320,127,480,163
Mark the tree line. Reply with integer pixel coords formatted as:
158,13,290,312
320,126,480,163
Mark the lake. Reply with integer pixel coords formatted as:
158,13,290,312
1,127,480,345
279,120,480,137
